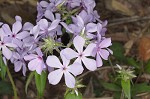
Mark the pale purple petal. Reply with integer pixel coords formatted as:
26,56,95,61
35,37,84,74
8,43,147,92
23,22,34,31
28,58,40,71
60,22,74,33
15,16,22,22
82,57,97,71
24,54,38,60
45,10,55,21
99,38,112,48
5,43,17,48
46,56,62,68
96,54,102,67
14,61,22,72
68,63,84,76
73,36,85,53
60,50,70,66
12,21,22,34
36,48,43,57
48,19,60,31
40,1,49,7
76,15,84,28
99,49,109,60
38,19,48,30
2,24,12,35
22,63,26,76
86,23,97,33
62,48,78,60
83,43,96,56
2,46,12,59
48,69,63,85
16,31,29,39
64,71,75,88
36,61,45,74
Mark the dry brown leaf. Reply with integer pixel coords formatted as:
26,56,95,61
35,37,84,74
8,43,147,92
124,39,134,56
139,36,150,62
105,0,135,16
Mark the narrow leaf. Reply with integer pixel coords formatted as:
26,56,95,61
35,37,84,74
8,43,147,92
0,54,7,80
121,80,131,99
35,71,47,98
25,71,35,94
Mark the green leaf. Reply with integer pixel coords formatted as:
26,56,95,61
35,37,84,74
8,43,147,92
0,81,13,95
64,91,82,99
35,71,47,98
110,42,126,62
25,71,35,94
127,57,139,68
144,60,150,74
0,54,7,80
121,80,131,99
101,81,121,92
131,83,150,97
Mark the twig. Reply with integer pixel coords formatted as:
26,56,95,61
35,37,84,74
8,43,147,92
77,66,128,80
7,67,18,99
108,15,150,27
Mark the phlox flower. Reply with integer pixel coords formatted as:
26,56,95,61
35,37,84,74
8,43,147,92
0,29,17,59
24,48,46,74
2,21,29,47
62,36,97,71
93,38,113,67
46,50,83,88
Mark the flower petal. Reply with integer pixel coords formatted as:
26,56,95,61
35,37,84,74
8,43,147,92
38,19,48,30
48,69,63,85
45,10,55,21
28,58,41,72
24,54,38,61
96,54,102,67
48,19,60,31
73,36,85,53
2,46,12,59
62,48,78,60
14,61,22,72
82,57,97,71
60,50,70,66
60,22,74,33
86,23,97,33
99,38,112,48
64,71,75,88
23,22,34,31
83,43,96,56
12,21,22,34
2,24,12,35
16,31,30,39
40,1,49,7
68,62,84,76
99,49,109,60
46,56,62,68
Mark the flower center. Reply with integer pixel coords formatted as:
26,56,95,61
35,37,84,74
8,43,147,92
38,56,42,60
79,53,83,58
63,66,67,71
12,34,16,38
97,47,101,52
0,41,4,45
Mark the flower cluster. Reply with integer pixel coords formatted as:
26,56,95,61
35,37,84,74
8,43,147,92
0,0,112,88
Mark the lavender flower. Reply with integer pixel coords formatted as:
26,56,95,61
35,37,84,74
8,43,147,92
93,38,113,67
2,21,29,47
62,36,97,71
11,48,27,76
0,28,17,59
24,48,46,74
46,50,83,88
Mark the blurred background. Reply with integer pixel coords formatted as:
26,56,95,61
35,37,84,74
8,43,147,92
0,0,150,99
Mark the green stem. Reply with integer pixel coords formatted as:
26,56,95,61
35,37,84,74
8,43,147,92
7,67,18,99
